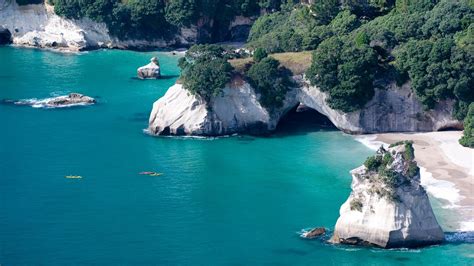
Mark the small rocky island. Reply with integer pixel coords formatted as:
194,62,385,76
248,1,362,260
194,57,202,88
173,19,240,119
331,141,445,248
6,93,96,108
137,57,161,79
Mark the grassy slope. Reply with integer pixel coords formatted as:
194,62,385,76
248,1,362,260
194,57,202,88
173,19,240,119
229,51,312,75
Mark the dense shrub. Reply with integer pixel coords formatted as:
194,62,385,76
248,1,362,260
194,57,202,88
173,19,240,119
306,36,378,112
253,48,268,62
178,45,233,102
460,103,474,148
246,57,293,110
394,37,473,112
406,161,420,177
51,0,267,41
364,155,382,171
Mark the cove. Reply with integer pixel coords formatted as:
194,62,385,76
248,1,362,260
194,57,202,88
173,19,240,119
0,46,472,265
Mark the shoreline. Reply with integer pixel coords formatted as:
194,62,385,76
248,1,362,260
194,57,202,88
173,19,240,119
355,131,473,232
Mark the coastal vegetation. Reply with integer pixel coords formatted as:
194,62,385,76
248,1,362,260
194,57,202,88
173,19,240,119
246,56,293,109
39,0,472,120
363,142,419,201
178,45,233,102
460,103,474,148
247,0,473,117
45,0,286,40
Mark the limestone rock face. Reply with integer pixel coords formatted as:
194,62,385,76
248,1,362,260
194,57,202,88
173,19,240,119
147,77,461,136
148,82,274,135
0,2,193,51
331,143,445,248
137,57,161,79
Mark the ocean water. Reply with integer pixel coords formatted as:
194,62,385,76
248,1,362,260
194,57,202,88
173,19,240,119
0,46,472,265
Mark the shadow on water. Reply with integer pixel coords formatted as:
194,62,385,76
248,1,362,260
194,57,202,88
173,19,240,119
130,75,179,81
271,104,337,138
444,231,474,245
128,112,150,122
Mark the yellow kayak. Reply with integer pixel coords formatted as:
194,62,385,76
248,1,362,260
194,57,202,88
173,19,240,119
65,175,82,179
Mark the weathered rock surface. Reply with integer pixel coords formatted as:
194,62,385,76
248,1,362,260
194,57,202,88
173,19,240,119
0,1,191,51
331,143,445,248
147,77,461,136
137,57,161,79
0,26,12,44
45,93,95,107
302,227,326,239
9,93,96,108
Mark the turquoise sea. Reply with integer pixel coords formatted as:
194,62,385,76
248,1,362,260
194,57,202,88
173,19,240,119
0,46,472,265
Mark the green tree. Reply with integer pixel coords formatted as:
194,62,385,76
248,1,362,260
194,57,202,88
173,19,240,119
311,0,340,25
253,48,268,62
246,57,293,109
165,0,197,27
179,45,233,102
306,36,378,112
460,103,474,148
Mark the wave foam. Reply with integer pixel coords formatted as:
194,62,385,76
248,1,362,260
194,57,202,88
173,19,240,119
354,135,387,151
12,93,94,109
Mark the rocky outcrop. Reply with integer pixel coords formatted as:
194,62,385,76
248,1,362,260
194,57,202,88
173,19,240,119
137,57,161,79
0,2,111,50
7,93,95,108
147,77,461,136
148,80,273,136
331,143,445,248
302,227,326,239
45,93,95,107
0,26,12,44
0,2,192,51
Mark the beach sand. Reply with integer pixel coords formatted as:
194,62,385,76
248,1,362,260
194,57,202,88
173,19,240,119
364,131,473,231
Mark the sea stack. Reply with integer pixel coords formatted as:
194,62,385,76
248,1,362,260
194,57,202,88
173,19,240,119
331,141,444,248
137,57,161,79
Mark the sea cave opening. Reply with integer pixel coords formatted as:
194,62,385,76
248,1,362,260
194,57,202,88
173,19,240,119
274,103,337,135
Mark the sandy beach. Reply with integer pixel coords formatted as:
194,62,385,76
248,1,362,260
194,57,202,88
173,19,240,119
358,131,473,231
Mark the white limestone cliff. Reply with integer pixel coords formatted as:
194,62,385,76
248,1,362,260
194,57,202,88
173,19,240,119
331,143,445,248
147,77,461,136
0,1,192,50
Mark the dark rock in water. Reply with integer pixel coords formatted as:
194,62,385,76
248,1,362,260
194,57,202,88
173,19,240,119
46,93,95,107
302,227,326,239
0,26,12,45
137,57,161,79
8,93,96,108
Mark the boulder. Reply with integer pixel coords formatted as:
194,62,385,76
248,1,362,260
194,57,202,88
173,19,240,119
137,57,161,79
45,93,95,107
302,227,326,239
331,142,445,248
0,26,12,45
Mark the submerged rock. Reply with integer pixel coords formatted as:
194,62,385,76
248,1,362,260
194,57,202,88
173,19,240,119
331,142,445,248
137,57,161,79
0,26,12,45
10,93,96,108
45,93,95,107
302,227,326,239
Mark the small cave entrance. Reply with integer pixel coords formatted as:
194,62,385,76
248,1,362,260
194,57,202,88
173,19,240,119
437,125,464,131
274,103,337,135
